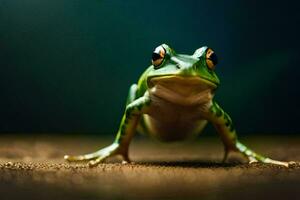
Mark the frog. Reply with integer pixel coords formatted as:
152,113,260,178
64,44,292,167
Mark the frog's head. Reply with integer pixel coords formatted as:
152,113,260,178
147,44,220,91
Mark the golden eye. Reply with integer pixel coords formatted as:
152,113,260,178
151,46,166,68
206,48,218,70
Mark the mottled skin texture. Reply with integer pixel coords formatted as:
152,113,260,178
65,44,292,167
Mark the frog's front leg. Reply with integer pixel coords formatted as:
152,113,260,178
206,101,292,167
64,90,150,167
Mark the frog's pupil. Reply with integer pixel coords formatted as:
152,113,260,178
209,53,218,65
152,53,162,61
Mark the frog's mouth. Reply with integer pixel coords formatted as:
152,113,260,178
148,75,217,106
148,75,217,90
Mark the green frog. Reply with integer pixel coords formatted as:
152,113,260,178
64,44,292,167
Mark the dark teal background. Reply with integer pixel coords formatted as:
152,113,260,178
0,0,299,134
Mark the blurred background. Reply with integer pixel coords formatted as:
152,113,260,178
0,0,299,135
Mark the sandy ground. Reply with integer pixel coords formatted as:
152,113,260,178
0,134,299,200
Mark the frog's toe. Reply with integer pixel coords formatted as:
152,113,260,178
121,154,131,163
288,161,300,168
248,156,258,164
64,155,79,162
122,160,129,164
64,143,128,166
288,161,297,165
264,158,290,167
64,154,86,162
88,156,107,167
246,156,290,167
87,154,131,167
64,152,99,162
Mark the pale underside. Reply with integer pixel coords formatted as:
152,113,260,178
140,76,215,142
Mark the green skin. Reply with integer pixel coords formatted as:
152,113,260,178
65,44,292,167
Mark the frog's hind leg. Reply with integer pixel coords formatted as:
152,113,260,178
64,144,120,162
65,84,139,164
234,142,296,167
64,85,150,167
207,101,293,167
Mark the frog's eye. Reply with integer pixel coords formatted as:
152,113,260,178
152,46,166,68
206,48,218,70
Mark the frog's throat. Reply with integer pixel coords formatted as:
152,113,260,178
147,75,217,89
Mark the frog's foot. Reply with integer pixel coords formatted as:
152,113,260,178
64,143,130,167
246,156,293,167
251,157,296,167
236,141,293,167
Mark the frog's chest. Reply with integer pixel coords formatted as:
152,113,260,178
141,84,213,141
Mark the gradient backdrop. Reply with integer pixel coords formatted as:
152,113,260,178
0,0,299,134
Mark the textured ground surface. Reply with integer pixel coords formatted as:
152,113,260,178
0,134,299,200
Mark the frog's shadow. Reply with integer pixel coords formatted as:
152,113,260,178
136,160,240,168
